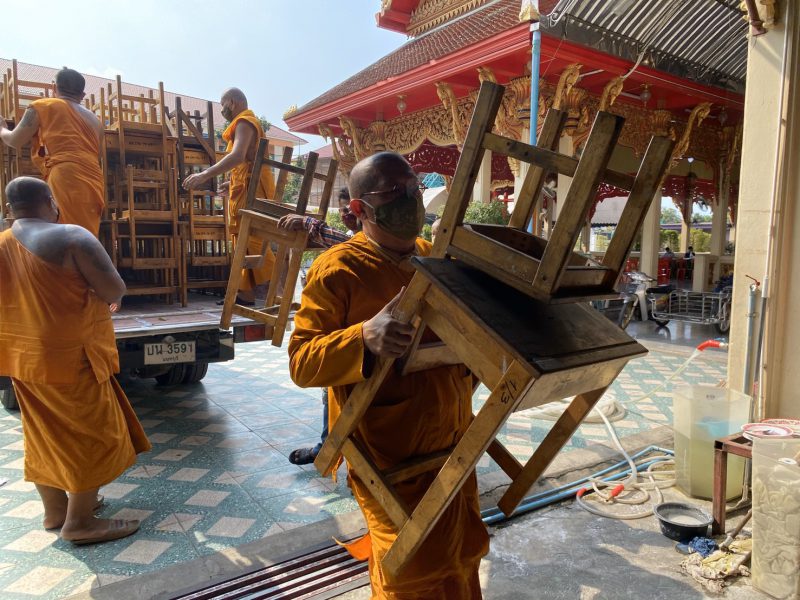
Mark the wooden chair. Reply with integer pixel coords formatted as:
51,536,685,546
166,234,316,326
1,59,55,122
312,81,674,578
444,83,674,303
219,141,338,346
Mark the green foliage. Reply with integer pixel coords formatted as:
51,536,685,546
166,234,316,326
661,207,681,224
421,223,433,242
282,155,307,203
463,200,508,225
660,229,680,251
693,212,713,223
258,115,272,132
690,229,711,252
326,208,348,233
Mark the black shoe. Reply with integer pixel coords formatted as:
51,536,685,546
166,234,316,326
289,447,318,465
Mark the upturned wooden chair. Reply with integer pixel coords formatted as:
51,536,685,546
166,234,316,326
313,81,675,577
219,141,338,346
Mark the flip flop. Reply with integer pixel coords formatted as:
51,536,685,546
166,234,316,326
216,298,255,306
68,519,140,546
289,447,318,465
44,495,106,531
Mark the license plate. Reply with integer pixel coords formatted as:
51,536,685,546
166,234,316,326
144,341,196,365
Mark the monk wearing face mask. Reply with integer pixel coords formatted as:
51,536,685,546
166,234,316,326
288,152,488,598
183,88,275,305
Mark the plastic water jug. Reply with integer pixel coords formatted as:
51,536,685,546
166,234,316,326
672,385,751,500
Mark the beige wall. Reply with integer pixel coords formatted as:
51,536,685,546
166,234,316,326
728,5,799,419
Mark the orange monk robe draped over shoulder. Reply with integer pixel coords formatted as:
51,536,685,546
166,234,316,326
30,98,104,237
223,110,276,291
288,232,489,599
0,230,150,493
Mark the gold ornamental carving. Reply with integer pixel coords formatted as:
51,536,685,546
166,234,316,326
436,81,468,147
598,76,624,111
339,117,371,162
319,123,355,175
519,0,540,22
384,99,468,155
552,63,581,110
283,104,298,120
669,102,712,167
408,0,489,36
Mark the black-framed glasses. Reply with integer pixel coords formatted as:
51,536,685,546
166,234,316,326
359,182,426,200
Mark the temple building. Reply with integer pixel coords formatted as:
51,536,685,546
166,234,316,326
284,0,746,289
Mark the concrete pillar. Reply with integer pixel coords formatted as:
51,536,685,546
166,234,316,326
640,192,661,277
710,167,730,256
473,151,492,203
729,5,800,419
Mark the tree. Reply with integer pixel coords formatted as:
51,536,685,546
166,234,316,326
660,230,679,251
661,207,681,224
281,155,306,203
258,116,272,133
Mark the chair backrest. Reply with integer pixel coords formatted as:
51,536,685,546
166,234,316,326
244,139,338,222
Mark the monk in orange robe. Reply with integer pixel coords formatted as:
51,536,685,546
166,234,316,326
0,177,151,545
288,153,488,598
0,68,104,236
183,87,275,304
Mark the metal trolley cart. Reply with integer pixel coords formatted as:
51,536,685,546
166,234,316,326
647,286,732,334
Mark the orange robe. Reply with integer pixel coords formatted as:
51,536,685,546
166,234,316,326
0,229,150,493
288,232,488,599
223,110,276,291
30,98,104,237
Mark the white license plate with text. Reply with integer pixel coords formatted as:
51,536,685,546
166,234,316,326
144,341,196,365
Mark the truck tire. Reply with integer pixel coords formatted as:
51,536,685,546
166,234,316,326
182,362,209,384
1,387,18,411
155,364,187,386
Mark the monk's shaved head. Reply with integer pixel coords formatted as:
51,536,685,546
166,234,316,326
221,87,248,107
55,67,85,97
6,177,51,210
349,152,414,199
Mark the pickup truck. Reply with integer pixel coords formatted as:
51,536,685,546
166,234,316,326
0,294,264,409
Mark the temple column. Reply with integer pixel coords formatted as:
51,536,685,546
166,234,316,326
555,134,573,234
473,151,492,203
710,167,730,257
729,5,800,419
640,191,661,278
679,201,691,253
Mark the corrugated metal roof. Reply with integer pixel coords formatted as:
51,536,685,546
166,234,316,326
542,0,747,92
0,58,306,145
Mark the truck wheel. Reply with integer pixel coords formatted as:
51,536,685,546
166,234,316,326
155,364,187,386
182,362,209,384
1,387,18,411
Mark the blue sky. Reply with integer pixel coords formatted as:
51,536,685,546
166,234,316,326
1,1,405,150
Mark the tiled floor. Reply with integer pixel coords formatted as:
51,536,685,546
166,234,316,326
0,334,727,599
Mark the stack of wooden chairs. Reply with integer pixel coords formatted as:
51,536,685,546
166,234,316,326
96,76,185,305
313,81,676,577
168,97,230,293
0,59,53,226
219,140,338,346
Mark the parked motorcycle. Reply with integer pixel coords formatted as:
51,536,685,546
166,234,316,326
591,271,655,329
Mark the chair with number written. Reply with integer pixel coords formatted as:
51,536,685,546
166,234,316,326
313,80,675,578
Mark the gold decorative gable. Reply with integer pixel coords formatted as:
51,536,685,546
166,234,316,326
408,0,489,36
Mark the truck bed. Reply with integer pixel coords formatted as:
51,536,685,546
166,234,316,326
113,293,254,339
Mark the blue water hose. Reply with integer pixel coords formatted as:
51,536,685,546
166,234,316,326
481,446,674,525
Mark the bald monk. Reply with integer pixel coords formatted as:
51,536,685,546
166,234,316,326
288,153,488,598
0,68,104,236
183,88,275,305
0,177,151,545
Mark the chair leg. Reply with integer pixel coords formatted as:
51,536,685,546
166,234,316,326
220,221,251,329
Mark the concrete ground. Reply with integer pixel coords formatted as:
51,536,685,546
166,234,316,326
0,314,737,599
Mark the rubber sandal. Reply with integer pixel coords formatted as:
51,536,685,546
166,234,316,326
68,519,140,546
216,298,255,306
289,447,318,465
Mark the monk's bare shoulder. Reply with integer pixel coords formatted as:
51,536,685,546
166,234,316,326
66,226,115,272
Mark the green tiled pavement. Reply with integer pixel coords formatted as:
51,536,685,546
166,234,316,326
0,340,726,598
